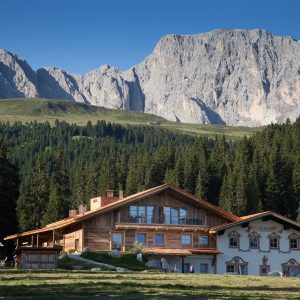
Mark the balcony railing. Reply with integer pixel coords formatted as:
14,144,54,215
117,215,205,226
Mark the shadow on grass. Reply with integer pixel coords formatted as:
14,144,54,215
0,280,299,300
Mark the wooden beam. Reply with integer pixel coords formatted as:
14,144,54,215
218,230,225,236
242,222,249,228
37,234,39,247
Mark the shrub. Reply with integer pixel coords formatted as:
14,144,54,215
131,241,143,254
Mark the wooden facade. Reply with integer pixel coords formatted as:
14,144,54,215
5,184,239,258
15,247,61,269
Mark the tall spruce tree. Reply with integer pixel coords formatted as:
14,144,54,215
17,158,49,230
42,186,60,226
52,151,71,217
0,138,19,242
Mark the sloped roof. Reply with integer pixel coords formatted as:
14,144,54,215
142,247,221,256
5,184,239,240
209,211,300,233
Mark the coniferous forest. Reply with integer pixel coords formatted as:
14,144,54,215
0,117,300,238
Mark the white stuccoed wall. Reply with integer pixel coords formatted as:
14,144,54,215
216,219,300,275
149,255,214,273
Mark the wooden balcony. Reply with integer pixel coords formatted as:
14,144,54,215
115,215,207,226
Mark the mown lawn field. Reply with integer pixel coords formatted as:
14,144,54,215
0,98,261,138
0,270,299,299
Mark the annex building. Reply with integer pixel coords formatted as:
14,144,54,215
5,184,300,275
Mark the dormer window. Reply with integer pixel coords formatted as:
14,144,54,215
289,233,300,250
248,231,260,249
228,231,240,248
268,232,280,250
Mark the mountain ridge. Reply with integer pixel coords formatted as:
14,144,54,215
1,29,300,126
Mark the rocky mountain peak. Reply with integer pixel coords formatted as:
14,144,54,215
0,29,300,126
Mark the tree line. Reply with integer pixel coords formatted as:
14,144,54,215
0,117,299,236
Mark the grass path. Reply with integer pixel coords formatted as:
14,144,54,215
0,270,299,299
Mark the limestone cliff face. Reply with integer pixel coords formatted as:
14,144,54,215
132,29,300,125
0,49,38,98
1,29,300,126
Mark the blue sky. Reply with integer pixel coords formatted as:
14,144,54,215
1,0,299,74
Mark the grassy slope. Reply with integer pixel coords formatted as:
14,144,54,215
81,251,148,271
0,270,299,299
0,98,261,138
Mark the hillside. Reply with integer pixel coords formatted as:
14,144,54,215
1,29,300,126
0,98,259,138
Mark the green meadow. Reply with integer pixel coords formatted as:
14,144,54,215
0,98,261,138
0,270,299,299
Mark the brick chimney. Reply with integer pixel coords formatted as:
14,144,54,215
106,190,114,198
89,190,121,211
90,197,102,211
78,204,87,215
69,209,77,218
119,190,124,200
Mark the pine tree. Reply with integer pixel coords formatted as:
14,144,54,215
293,157,300,222
126,161,138,195
0,138,19,241
17,158,49,230
219,173,233,212
234,167,247,216
42,186,60,226
164,168,176,185
52,151,71,217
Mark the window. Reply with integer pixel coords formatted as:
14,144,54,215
75,239,79,251
164,207,188,224
249,237,258,248
130,206,138,218
199,236,209,247
139,206,145,222
164,207,171,224
290,239,298,249
171,207,179,224
228,231,240,248
146,206,154,224
282,259,300,276
183,263,190,273
249,231,260,249
229,237,238,247
268,232,280,250
129,206,154,223
181,234,191,245
289,234,300,250
260,265,270,276
136,233,146,244
154,234,164,246
112,233,122,250
269,238,278,248
226,264,234,273
226,256,248,275
179,208,187,224
199,263,209,274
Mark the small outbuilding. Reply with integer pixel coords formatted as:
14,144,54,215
0,242,5,260
15,247,62,269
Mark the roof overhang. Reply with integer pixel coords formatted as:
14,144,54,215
210,211,300,234
142,248,221,256
14,246,62,255
5,184,239,241
114,223,210,232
